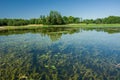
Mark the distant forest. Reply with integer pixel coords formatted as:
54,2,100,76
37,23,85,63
0,11,120,26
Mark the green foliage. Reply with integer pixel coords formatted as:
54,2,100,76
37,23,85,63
0,19,29,26
0,11,80,26
95,18,103,24
40,15,46,24
0,11,120,26
38,11,80,25
63,16,69,24
74,17,80,23
103,16,120,24
44,11,63,25
0,18,8,26
68,16,74,23
29,18,42,24
83,16,120,24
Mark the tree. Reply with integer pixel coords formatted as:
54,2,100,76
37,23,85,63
30,18,36,24
46,16,51,25
56,14,63,25
49,11,64,25
0,18,8,26
7,19,13,26
1,13,120,26
74,17,80,23
49,11,57,25
40,15,46,24
83,19,95,24
95,18,103,24
68,16,74,23
63,16,69,24
104,16,120,24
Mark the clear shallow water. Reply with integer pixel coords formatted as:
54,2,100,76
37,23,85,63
0,27,120,80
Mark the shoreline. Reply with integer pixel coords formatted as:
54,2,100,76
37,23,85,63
0,24,120,32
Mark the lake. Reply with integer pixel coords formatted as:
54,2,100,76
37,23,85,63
0,27,120,80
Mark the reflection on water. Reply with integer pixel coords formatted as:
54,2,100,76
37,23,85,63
0,27,120,80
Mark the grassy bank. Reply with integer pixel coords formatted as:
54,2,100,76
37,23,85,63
0,24,45,32
67,24,120,28
0,24,120,32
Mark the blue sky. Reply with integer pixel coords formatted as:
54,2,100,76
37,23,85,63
0,0,120,19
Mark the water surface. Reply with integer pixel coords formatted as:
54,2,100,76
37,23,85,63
0,27,120,80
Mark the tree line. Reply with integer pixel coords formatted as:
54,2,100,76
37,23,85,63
0,11,120,26
83,16,120,24
0,11,80,26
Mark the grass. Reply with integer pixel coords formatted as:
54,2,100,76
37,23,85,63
0,25,47,32
0,24,120,32
67,23,120,28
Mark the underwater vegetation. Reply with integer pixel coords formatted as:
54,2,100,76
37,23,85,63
0,27,120,80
